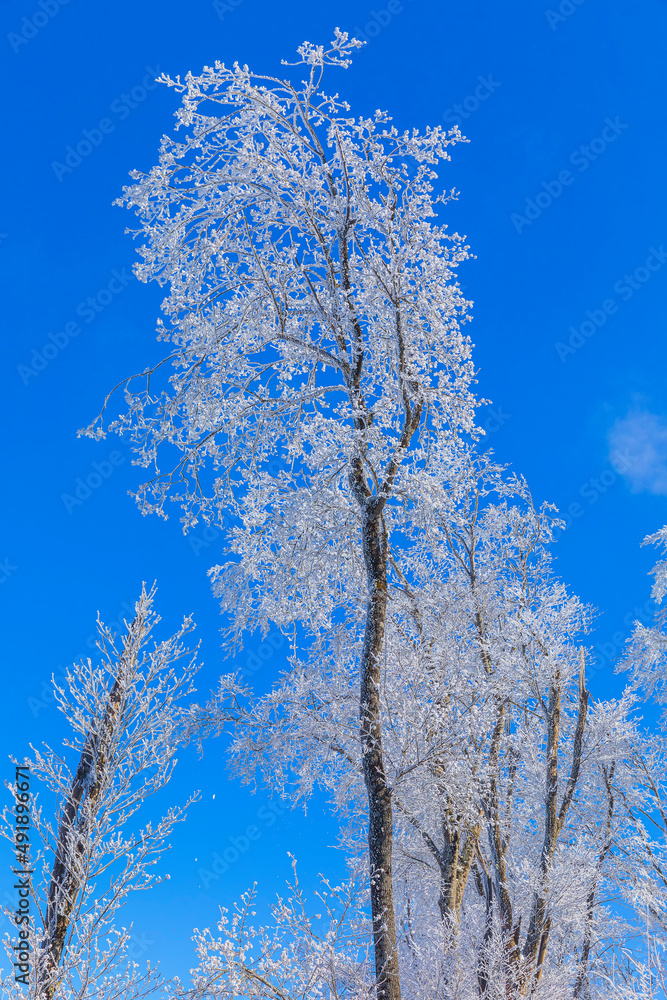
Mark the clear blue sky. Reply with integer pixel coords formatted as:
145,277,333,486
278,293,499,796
1,0,666,985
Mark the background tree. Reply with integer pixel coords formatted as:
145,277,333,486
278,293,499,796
219,483,667,999
182,859,374,1000
626,524,667,713
1,587,199,1000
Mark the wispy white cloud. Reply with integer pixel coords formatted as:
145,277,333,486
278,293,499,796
608,409,667,495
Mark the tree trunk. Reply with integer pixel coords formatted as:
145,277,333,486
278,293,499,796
359,500,402,1000
36,613,144,1000
522,650,589,993
573,763,615,999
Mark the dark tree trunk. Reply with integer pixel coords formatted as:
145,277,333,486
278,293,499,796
36,616,142,1000
359,501,402,1000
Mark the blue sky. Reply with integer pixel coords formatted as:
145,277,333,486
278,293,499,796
1,0,666,985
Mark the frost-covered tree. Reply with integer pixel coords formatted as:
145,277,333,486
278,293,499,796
84,30,482,1000
219,484,667,999
181,859,374,1000
82,31,667,1000
1,587,200,1000
626,525,667,714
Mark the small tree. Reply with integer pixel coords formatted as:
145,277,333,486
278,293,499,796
182,859,374,1000
1,587,199,1000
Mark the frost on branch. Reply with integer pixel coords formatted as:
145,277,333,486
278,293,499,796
81,28,473,549
625,525,667,714
1,586,200,1000
183,859,374,1000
